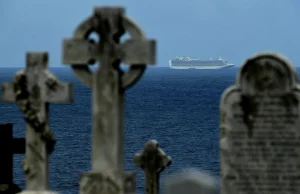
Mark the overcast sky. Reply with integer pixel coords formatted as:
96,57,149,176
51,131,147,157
0,0,299,67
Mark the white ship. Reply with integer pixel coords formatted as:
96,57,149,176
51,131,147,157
169,56,235,69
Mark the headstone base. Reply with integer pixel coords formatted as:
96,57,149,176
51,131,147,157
80,171,134,194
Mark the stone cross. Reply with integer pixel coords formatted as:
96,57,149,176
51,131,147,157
2,52,73,191
133,140,172,194
220,52,300,194
62,6,155,194
0,123,25,194
164,169,219,194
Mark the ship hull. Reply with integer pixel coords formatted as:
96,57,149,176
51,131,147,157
170,66,227,69
168,60,234,69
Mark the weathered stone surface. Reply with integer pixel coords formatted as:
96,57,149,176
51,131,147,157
120,39,156,64
80,172,122,194
220,53,300,194
164,169,219,194
79,172,135,194
122,172,136,194
134,140,172,194
1,52,73,190
62,39,98,65
63,37,155,66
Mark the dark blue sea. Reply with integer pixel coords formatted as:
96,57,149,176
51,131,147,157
0,67,242,194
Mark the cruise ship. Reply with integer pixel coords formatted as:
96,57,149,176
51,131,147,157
169,56,235,69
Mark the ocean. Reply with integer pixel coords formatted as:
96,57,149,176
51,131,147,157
0,67,240,194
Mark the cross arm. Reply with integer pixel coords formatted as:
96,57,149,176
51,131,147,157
62,39,99,65
2,83,15,102
120,38,156,65
62,37,156,66
2,70,72,104
44,71,73,103
2,70,24,103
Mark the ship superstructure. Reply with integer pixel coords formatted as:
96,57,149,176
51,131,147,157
169,56,235,69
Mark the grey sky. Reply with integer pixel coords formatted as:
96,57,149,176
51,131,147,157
0,0,299,67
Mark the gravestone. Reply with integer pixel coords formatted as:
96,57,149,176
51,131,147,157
2,52,73,193
0,123,25,194
133,140,172,194
220,53,300,194
62,6,155,194
164,169,219,194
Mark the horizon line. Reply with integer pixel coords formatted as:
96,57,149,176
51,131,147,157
0,66,170,68
0,66,300,68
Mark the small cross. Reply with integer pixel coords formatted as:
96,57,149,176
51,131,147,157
0,123,25,194
1,52,73,190
134,140,172,194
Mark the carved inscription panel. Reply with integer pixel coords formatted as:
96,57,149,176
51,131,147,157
220,53,300,194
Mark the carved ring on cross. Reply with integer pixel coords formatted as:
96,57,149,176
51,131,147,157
63,7,155,89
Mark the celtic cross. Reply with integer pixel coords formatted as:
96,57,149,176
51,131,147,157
62,6,156,194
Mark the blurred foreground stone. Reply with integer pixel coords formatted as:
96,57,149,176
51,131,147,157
164,168,219,194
